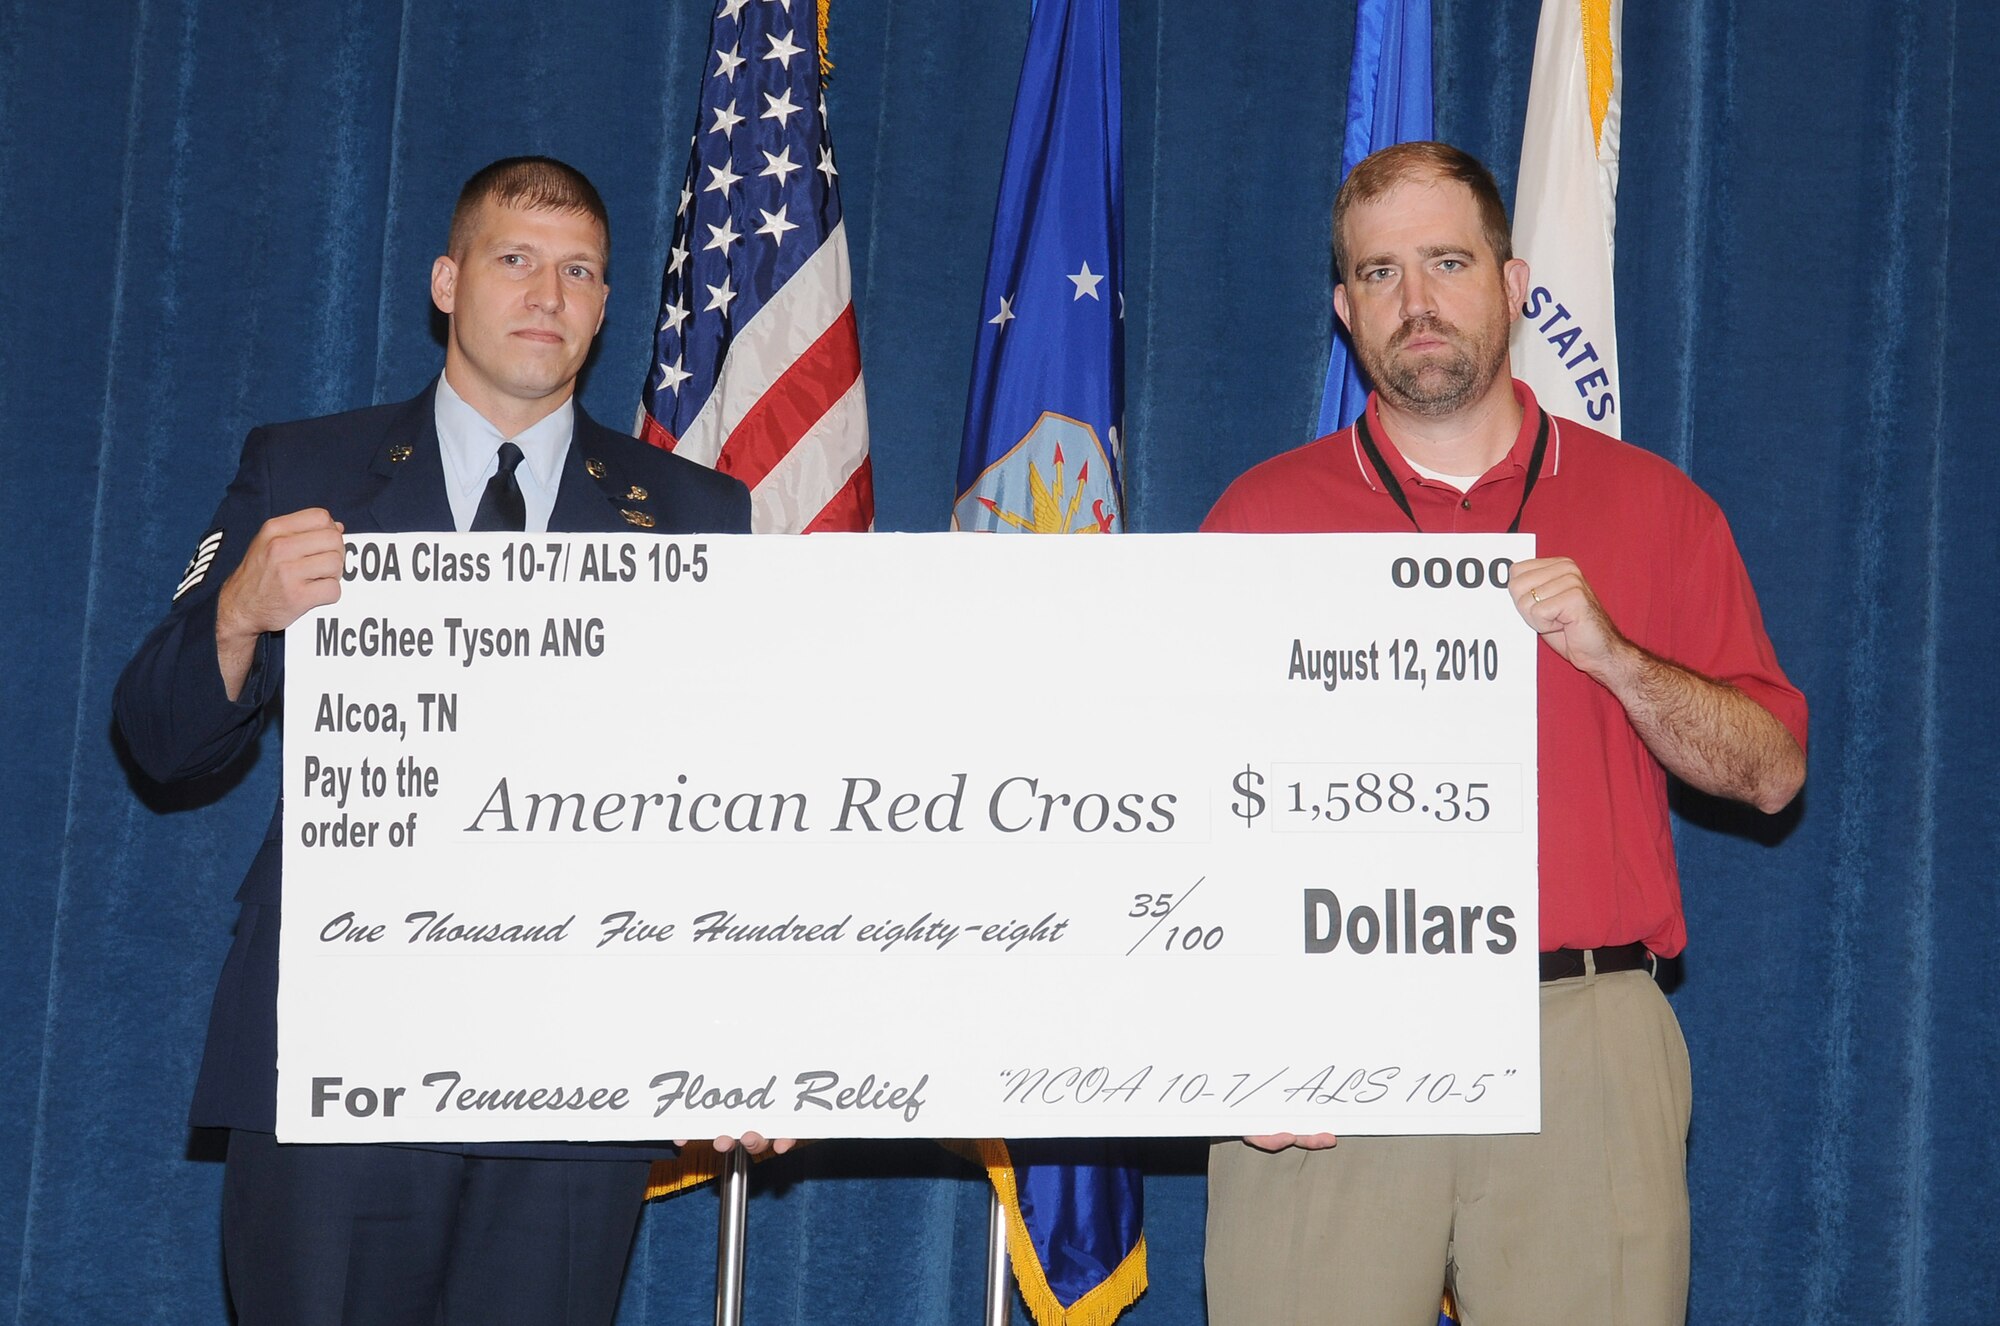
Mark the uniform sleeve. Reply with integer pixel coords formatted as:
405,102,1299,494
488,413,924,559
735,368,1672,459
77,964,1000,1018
114,426,284,782
1668,503,1809,755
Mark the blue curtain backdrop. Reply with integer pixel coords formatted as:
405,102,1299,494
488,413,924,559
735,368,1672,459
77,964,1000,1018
3,0,1993,1321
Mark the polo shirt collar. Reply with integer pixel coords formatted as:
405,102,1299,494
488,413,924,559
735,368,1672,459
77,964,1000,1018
1350,378,1561,495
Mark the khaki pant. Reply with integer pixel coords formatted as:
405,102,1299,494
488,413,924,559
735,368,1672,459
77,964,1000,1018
1207,966,1692,1326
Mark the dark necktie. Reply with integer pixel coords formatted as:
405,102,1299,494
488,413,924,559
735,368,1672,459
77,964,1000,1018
471,441,527,532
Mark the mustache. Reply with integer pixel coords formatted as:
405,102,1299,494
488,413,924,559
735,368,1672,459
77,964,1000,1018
1390,314,1461,349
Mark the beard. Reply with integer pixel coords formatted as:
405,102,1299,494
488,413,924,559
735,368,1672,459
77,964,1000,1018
1357,311,1509,418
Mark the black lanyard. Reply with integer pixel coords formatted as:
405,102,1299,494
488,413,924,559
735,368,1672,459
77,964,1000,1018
1354,408,1550,534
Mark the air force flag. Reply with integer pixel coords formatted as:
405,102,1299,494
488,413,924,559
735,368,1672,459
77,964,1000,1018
952,6,1147,1320
954,0,1124,533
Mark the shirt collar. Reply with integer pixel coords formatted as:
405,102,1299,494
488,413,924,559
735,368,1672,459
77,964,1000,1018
433,372,575,492
1348,378,1561,493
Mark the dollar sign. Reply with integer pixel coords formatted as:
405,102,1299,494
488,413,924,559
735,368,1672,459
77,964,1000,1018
1231,765,1265,826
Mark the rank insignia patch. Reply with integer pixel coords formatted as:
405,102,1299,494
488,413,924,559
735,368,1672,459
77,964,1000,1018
173,528,226,602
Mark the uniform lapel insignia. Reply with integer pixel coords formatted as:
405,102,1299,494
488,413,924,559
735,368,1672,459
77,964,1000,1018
388,444,413,463
625,485,649,501
621,509,657,529
586,458,607,479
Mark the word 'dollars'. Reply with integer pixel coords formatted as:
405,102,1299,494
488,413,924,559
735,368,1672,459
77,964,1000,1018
461,772,1181,837
1304,888,1517,956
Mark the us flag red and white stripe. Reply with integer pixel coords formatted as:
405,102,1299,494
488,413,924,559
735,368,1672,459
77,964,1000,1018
639,0,872,533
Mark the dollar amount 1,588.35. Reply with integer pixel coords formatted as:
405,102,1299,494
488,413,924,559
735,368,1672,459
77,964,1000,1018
1267,763,1523,833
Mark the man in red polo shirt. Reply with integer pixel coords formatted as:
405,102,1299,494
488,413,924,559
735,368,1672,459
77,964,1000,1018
1201,142,1807,1325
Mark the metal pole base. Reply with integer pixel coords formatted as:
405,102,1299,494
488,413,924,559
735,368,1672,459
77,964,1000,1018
714,1146,751,1326
984,1183,1013,1326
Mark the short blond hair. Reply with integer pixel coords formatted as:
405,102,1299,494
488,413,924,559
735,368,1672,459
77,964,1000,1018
448,156,609,260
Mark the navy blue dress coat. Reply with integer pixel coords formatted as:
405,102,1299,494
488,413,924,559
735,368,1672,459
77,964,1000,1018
115,384,750,1154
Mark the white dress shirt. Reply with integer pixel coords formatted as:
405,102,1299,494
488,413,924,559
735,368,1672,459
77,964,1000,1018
433,373,575,533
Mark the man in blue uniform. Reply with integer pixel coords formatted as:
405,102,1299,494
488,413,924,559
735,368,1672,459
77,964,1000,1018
116,157,755,1325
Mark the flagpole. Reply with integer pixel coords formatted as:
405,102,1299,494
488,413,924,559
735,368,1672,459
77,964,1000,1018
713,1146,750,1326
983,1186,1014,1326
953,0,1147,1317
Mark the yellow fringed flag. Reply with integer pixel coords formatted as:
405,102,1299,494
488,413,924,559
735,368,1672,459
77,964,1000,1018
974,1140,1147,1326
647,1143,752,1200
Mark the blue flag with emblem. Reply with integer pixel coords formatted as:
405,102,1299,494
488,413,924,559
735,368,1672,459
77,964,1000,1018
954,0,1123,534
1316,0,1433,435
955,1,1144,1322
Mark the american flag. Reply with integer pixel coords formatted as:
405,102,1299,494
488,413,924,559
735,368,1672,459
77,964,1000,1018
640,0,872,533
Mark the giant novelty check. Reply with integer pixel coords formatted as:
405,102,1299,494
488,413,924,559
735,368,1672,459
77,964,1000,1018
279,533,1538,1142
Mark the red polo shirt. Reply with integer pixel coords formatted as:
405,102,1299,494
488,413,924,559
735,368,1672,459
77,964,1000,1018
1201,382,1807,957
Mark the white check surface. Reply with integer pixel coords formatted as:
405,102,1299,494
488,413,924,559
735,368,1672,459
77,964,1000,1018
280,533,1538,1142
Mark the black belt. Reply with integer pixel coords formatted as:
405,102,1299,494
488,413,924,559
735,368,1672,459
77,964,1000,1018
1539,942,1654,982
